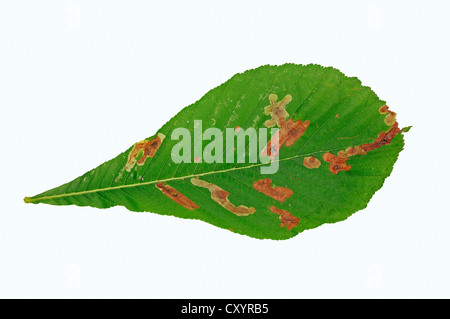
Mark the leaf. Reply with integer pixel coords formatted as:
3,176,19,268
24,64,408,240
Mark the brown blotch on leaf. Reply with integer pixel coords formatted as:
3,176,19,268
284,118,310,147
303,156,321,169
379,105,389,113
269,206,299,231
252,178,293,202
379,105,397,126
190,178,256,216
361,122,403,152
323,152,351,174
156,182,199,210
125,133,165,172
261,94,310,158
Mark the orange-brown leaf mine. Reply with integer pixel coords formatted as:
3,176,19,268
252,178,293,202
303,156,321,169
261,94,309,158
269,206,299,231
125,133,165,172
156,182,199,210
323,152,351,174
284,118,310,147
191,178,256,216
361,122,403,152
324,108,404,174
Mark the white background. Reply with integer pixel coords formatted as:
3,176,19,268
1,0,449,298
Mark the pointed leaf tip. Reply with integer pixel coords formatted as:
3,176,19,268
402,126,412,132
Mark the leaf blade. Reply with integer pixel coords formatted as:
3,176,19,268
25,64,407,239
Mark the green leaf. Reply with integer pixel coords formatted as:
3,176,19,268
24,64,408,240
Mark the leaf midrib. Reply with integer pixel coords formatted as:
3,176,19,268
24,147,342,203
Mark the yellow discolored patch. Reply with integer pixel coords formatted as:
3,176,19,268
384,113,397,126
252,178,293,202
337,145,366,158
303,156,321,169
156,182,199,210
379,105,397,126
125,133,165,172
264,94,292,128
269,205,299,231
190,178,256,216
